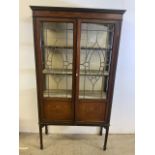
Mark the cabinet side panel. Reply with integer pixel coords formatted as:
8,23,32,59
33,18,44,123
105,21,123,123
32,17,42,123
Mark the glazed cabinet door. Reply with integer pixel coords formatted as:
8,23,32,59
76,20,115,124
35,18,76,123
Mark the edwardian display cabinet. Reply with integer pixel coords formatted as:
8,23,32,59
30,6,125,150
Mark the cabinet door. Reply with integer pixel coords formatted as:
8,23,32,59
76,20,115,123
38,19,76,122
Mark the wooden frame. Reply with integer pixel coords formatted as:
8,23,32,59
30,6,125,151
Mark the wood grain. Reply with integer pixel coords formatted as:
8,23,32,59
76,100,107,122
43,99,73,122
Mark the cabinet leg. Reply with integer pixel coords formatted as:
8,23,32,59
103,126,109,151
45,125,48,135
99,127,103,136
39,125,43,150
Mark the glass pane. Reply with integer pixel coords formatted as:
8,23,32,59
79,23,114,99
41,22,73,98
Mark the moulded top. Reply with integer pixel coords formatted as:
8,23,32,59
30,6,126,14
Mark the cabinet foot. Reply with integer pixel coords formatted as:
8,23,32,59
39,125,43,150
103,126,109,151
45,125,48,135
99,127,103,136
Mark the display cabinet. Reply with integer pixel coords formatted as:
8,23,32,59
30,6,125,150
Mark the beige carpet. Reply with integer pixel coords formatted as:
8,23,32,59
19,133,134,155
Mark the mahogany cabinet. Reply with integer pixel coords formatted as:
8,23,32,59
30,6,125,150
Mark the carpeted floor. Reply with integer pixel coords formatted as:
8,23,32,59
19,133,134,155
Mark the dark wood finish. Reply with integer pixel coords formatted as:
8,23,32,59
33,17,44,123
30,6,125,14
72,19,78,123
76,100,106,122
30,6,125,151
30,6,125,20
40,122,109,126
75,19,81,122
103,126,109,150
43,99,73,122
45,125,48,135
39,125,43,149
33,11,123,20
100,126,103,136
105,22,123,123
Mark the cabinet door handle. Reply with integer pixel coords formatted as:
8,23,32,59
76,73,78,77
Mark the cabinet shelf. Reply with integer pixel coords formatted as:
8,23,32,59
42,69,109,76
43,45,112,51
43,89,106,99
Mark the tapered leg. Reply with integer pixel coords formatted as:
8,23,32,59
39,125,43,150
45,125,48,135
103,126,109,150
99,126,103,136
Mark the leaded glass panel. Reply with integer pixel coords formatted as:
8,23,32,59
41,22,73,98
79,23,114,99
